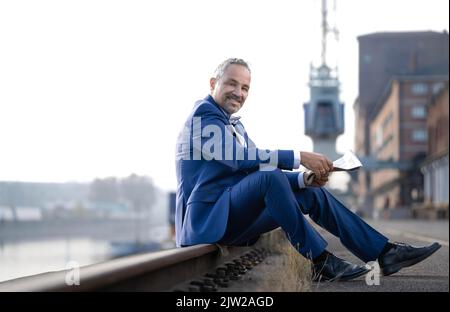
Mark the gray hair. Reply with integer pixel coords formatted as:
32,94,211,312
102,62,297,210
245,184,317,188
213,58,251,81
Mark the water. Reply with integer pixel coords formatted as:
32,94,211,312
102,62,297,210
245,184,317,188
0,186,174,283
0,238,112,282
0,224,174,283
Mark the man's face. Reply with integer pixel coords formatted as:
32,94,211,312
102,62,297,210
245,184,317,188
210,64,251,115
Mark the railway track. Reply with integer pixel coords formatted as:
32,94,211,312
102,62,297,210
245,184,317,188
0,239,273,292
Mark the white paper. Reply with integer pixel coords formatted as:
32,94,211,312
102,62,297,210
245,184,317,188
332,150,362,171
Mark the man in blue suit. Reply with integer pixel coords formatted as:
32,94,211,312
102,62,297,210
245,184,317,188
175,58,441,281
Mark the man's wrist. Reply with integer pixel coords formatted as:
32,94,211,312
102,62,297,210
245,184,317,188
297,172,306,188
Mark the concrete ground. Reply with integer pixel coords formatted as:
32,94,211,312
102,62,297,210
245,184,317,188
311,219,449,292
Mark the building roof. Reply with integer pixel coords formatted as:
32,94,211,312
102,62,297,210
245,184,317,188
358,31,448,40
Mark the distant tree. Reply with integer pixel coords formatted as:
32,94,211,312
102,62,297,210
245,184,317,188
120,174,155,209
120,174,156,243
89,177,119,203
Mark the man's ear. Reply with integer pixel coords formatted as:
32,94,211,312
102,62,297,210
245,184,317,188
209,78,216,92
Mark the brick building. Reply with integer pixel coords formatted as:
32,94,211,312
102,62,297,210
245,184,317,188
420,82,449,218
353,31,449,217
369,76,447,218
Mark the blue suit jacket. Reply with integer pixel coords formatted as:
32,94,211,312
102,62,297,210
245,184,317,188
175,95,300,247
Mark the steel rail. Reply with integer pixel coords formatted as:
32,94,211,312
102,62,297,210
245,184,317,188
0,243,253,292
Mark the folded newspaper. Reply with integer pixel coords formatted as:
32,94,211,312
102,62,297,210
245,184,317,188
331,150,363,171
304,151,362,185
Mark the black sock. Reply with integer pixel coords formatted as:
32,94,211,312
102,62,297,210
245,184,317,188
313,250,331,264
380,242,395,256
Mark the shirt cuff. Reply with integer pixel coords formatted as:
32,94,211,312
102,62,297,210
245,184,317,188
293,152,301,169
297,172,306,189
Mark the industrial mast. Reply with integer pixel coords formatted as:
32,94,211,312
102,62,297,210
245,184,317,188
303,0,344,160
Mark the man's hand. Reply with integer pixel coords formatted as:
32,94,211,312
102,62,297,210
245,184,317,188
300,151,333,179
303,170,330,187
310,172,330,187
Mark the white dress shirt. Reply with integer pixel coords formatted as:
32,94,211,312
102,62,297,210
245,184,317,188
229,115,306,190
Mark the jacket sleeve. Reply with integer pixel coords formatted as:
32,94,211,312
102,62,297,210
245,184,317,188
283,171,308,191
191,104,295,171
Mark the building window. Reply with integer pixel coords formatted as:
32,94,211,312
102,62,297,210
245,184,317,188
411,106,427,119
412,130,427,142
411,83,428,95
432,82,445,94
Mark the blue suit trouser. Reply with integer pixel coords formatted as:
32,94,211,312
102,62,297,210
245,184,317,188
219,169,388,262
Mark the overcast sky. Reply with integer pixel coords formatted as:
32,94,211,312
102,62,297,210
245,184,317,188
0,0,448,191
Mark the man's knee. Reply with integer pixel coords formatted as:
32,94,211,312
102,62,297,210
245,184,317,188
308,186,325,196
297,187,326,214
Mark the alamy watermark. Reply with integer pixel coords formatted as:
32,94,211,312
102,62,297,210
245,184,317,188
365,261,381,286
65,260,80,286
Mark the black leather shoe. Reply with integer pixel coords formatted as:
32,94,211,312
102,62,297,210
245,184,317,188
378,242,441,276
312,253,370,282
